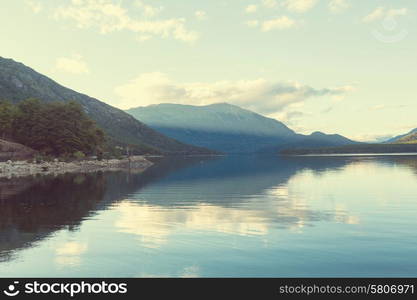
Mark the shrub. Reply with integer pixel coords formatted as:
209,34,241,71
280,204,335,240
73,151,86,160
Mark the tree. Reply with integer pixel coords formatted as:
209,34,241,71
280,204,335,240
0,100,16,139
11,99,106,156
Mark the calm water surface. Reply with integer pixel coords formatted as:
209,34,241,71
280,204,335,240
1,155,417,277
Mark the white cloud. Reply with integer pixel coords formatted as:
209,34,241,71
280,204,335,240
195,10,207,20
55,54,90,74
283,0,318,13
26,0,42,14
54,0,198,42
135,0,164,18
246,20,259,28
245,4,258,14
261,16,296,31
274,109,309,126
114,72,354,116
328,0,350,13
363,7,386,23
262,0,278,8
387,8,409,18
363,7,408,23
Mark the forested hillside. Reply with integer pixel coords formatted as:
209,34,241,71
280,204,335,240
0,99,105,158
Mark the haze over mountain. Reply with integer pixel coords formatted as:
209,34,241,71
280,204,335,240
126,103,358,153
0,57,212,155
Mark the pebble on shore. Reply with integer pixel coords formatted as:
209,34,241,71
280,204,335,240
0,156,153,179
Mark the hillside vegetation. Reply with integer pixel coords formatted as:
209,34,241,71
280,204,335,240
0,99,105,158
396,132,417,144
385,128,417,143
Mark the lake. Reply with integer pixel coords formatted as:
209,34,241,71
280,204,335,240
1,155,417,277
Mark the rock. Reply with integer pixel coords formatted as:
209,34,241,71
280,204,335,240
0,139,36,161
0,155,153,178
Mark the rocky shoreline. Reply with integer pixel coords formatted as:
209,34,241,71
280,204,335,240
0,156,153,179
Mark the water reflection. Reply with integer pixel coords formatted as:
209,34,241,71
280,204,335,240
0,173,105,262
111,156,368,249
1,155,417,276
0,157,212,262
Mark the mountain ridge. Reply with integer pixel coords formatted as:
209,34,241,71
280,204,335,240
126,103,358,153
0,57,214,155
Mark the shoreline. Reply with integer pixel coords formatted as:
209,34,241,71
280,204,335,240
0,156,153,179
282,152,417,157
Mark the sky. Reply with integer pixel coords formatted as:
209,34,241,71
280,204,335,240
1,0,416,142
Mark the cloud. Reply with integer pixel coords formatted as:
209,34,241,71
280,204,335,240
246,20,259,28
363,7,385,23
363,7,408,23
54,0,198,42
282,0,318,13
261,16,296,31
262,0,278,8
55,54,90,74
195,10,207,20
26,0,42,14
250,0,317,14
328,0,350,13
245,4,258,14
135,0,163,18
275,110,308,125
114,72,354,116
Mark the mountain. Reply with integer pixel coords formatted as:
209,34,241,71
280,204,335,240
386,128,417,144
284,131,358,148
396,132,417,144
127,103,296,153
0,57,213,155
258,131,359,153
281,143,417,155
126,103,358,153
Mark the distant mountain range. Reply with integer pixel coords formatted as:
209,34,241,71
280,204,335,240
0,57,213,155
281,127,417,155
126,103,358,153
